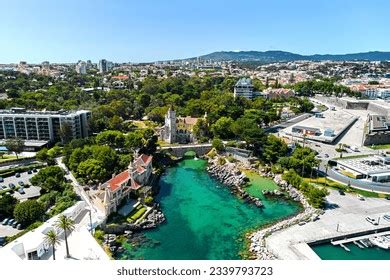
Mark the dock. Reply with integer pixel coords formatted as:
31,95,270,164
330,230,390,246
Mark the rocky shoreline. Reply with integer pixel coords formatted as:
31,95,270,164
101,206,166,256
206,157,263,208
248,174,320,260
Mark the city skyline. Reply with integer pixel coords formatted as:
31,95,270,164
0,0,389,63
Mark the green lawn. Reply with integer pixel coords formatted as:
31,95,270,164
304,177,387,198
127,205,147,223
0,154,23,163
369,144,390,150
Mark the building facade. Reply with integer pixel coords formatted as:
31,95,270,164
363,114,390,145
0,108,91,143
98,59,107,73
263,88,295,99
234,78,254,99
364,88,390,100
160,107,203,144
75,61,87,74
94,153,153,216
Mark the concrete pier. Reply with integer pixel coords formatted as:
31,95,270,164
264,190,390,259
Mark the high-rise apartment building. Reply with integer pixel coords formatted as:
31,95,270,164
0,108,91,142
76,61,87,74
234,78,255,99
99,59,108,73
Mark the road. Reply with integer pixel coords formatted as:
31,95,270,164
55,157,106,227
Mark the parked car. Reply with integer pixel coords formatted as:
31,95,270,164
27,170,33,174
383,214,390,222
338,190,345,195
18,188,25,194
32,168,38,173
8,183,15,189
15,173,21,178
324,154,329,158
366,216,379,225
0,236,6,246
2,218,10,225
0,177,3,183
16,224,22,230
358,194,365,201
7,219,15,225
0,185,6,190
11,221,18,228
18,181,25,187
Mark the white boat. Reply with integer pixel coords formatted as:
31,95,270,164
369,236,389,250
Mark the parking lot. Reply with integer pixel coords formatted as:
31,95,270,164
0,223,21,238
0,170,41,201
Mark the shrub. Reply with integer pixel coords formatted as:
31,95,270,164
13,200,45,226
144,196,154,206
212,138,225,152
217,157,226,165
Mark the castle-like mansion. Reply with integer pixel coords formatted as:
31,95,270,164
92,153,153,216
160,107,205,144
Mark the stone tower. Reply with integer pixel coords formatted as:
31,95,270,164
164,107,176,144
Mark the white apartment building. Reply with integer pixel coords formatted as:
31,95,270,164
75,61,87,74
0,108,91,143
234,78,255,99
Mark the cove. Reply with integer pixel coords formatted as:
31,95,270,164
118,159,300,260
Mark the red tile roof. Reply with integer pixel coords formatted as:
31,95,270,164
140,154,153,165
137,166,145,173
107,170,130,192
111,75,128,80
131,179,142,190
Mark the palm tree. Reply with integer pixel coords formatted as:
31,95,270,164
44,229,60,260
55,215,75,258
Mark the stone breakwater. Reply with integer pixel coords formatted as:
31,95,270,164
248,174,320,260
207,158,263,208
138,209,166,229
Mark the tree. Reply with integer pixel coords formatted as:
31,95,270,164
211,117,234,139
30,166,66,192
0,150,6,159
13,200,45,226
212,138,225,152
232,117,265,155
77,159,107,183
44,229,60,260
139,135,158,155
263,135,288,164
0,194,18,219
4,138,25,159
55,215,75,259
36,148,49,162
59,122,73,144
193,118,209,140
96,130,125,149
125,132,144,151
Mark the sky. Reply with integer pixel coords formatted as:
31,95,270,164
0,0,389,63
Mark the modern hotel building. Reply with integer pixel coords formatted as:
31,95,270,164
0,108,91,143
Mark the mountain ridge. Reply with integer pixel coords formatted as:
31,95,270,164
187,50,390,62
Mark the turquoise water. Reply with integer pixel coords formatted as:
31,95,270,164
312,243,390,260
119,159,300,260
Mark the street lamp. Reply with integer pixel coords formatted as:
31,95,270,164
87,207,93,233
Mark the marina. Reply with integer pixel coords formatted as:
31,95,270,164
311,242,390,260
264,189,390,259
